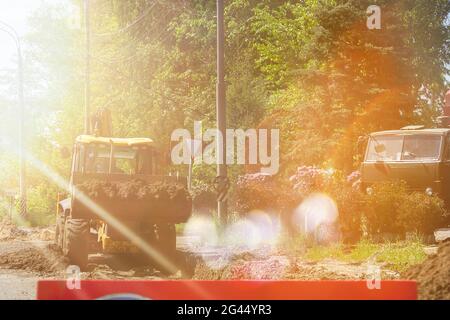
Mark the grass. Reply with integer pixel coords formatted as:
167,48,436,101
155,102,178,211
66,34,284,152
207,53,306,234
303,238,428,272
375,241,427,272
306,244,346,261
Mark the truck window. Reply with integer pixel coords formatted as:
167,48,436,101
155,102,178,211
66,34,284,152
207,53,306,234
402,135,441,161
85,144,110,173
366,136,403,161
112,147,137,174
366,134,442,161
84,145,153,174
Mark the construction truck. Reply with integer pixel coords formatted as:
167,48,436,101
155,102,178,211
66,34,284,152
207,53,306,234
54,108,191,271
360,90,450,214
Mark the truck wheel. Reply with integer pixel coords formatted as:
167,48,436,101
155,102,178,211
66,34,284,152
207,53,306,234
137,224,157,265
155,223,177,274
63,219,89,270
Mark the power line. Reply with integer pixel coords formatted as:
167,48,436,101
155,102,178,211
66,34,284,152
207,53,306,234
92,1,158,38
91,5,174,64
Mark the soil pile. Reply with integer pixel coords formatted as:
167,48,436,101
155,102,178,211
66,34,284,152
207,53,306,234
77,180,192,217
77,180,117,199
404,240,450,300
0,243,67,275
0,220,28,241
0,220,54,241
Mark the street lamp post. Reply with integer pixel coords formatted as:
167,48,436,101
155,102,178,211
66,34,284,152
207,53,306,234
0,21,27,217
216,0,227,225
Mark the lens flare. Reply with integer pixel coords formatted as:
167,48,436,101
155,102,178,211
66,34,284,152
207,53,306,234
4,144,212,298
246,210,281,245
183,215,219,249
293,193,338,234
223,218,263,252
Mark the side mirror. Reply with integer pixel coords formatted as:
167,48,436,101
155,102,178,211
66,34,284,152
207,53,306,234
60,146,71,159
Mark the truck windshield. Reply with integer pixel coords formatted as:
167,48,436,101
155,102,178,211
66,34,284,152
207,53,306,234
366,134,442,161
83,144,153,174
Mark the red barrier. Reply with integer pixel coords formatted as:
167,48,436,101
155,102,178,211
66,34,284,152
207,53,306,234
37,280,417,300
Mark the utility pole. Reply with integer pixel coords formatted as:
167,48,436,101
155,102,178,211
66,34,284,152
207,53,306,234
216,0,227,225
84,0,91,134
0,21,26,217
18,40,26,217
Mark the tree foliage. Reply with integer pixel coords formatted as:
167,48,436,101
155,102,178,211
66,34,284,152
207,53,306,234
0,0,448,224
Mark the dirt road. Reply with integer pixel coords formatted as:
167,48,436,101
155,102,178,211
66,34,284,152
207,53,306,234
0,221,178,299
0,238,177,299
0,238,399,300
0,222,413,300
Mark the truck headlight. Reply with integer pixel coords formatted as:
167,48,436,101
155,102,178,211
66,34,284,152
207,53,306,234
425,187,433,196
366,187,373,195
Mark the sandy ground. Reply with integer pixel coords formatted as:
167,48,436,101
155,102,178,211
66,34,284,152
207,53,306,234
0,270,40,300
0,221,429,300
0,238,396,300
0,239,172,300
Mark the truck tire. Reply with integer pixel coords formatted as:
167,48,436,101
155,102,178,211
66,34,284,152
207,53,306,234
136,224,157,265
63,219,89,270
155,223,177,274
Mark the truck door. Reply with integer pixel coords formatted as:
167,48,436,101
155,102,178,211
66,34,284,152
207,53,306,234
441,134,450,204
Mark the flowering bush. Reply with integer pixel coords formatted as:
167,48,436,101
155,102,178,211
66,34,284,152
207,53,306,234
234,173,296,215
190,181,216,213
346,170,361,190
234,166,446,242
289,166,333,198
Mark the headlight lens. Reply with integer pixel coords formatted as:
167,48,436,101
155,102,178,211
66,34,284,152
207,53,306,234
425,187,433,196
366,187,373,195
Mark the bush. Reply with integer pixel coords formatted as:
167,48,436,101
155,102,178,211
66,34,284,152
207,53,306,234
190,181,216,213
363,181,447,237
289,167,363,242
332,184,364,243
397,192,446,235
235,173,296,215
235,167,447,241
363,181,408,236
27,184,58,226
289,166,333,199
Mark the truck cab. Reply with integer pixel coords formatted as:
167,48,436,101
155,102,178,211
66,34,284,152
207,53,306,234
361,127,450,204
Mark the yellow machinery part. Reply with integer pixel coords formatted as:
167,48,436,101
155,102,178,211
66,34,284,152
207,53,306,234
97,222,139,254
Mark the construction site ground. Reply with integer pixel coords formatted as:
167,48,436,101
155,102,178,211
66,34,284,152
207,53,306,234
0,221,447,300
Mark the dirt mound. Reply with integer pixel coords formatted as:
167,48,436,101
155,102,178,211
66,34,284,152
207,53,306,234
77,180,117,199
403,240,450,300
0,220,28,241
0,243,67,275
0,220,55,242
77,179,192,217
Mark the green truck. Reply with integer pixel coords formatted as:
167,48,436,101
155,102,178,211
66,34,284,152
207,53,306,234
360,90,450,211
361,127,450,201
